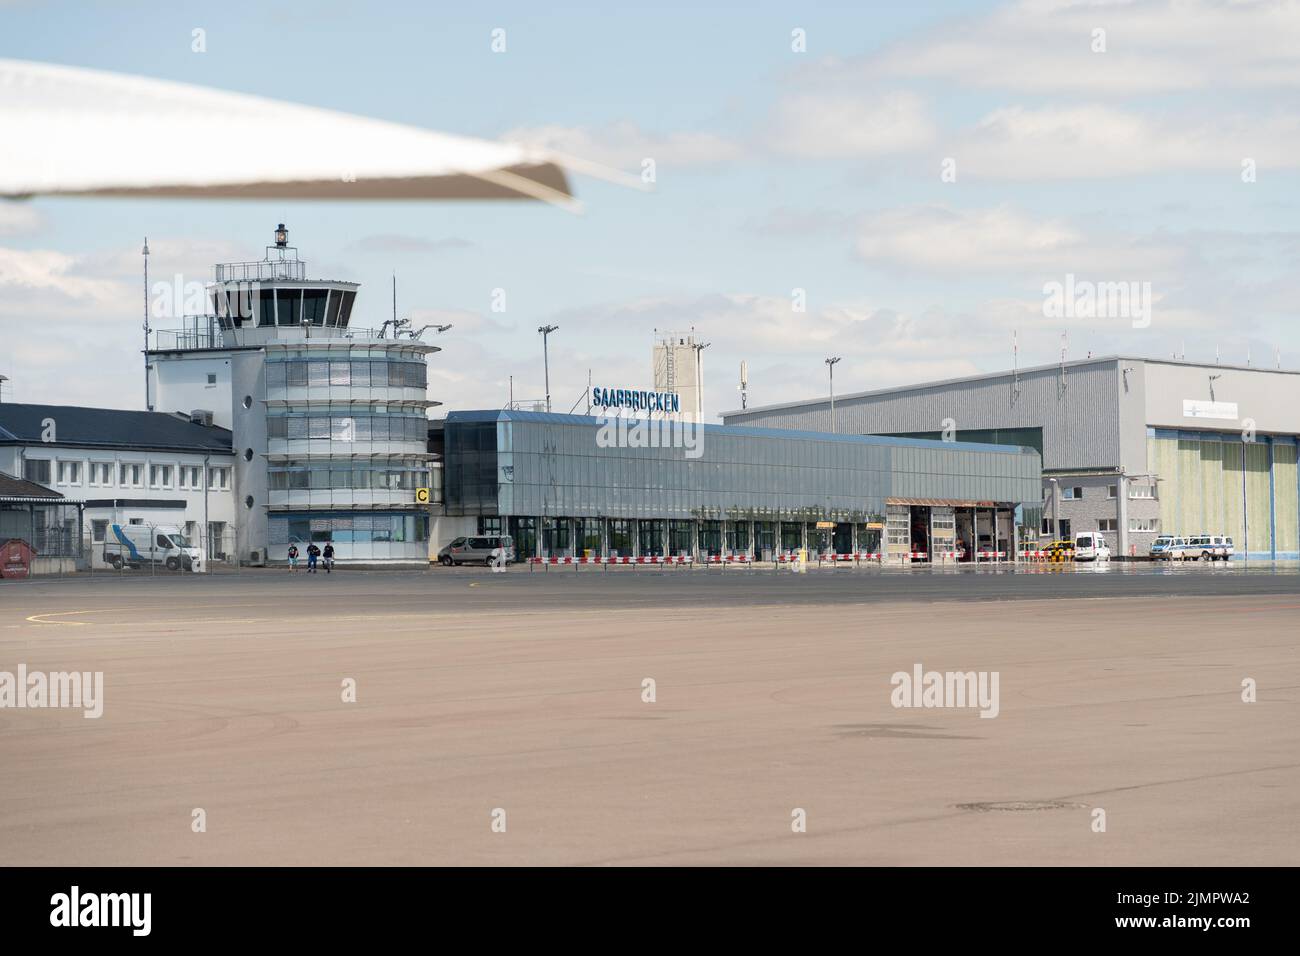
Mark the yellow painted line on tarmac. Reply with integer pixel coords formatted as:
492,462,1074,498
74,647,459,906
23,603,263,628
25,608,125,626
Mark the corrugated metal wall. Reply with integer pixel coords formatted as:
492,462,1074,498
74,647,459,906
1149,435,1295,556
724,360,1123,471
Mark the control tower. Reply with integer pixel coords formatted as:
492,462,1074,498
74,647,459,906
149,224,439,565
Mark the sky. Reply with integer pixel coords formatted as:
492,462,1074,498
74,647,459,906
1,0,1298,419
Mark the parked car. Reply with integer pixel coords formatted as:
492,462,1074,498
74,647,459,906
1073,531,1111,561
438,535,515,566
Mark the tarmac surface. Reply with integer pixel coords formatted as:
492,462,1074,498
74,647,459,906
2,564,1298,865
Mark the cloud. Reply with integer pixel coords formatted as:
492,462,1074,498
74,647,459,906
765,90,936,158
344,234,475,255
855,205,1184,276
949,105,1300,179
502,120,743,171
855,0,1300,94
0,202,43,236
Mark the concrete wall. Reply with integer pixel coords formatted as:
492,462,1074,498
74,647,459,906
231,351,266,563
151,351,236,427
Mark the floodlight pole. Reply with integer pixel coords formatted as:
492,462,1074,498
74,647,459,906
825,356,842,432
539,325,559,413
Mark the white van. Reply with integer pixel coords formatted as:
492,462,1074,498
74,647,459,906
103,524,205,572
1074,531,1111,561
1151,535,1190,560
1188,534,1235,561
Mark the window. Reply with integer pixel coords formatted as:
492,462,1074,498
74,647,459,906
91,520,109,543
149,464,173,488
1061,486,1083,500
1098,519,1118,532
209,467,230,490
1107,485,1117,499
88,462,112,486
179,465,203,489
1129,518,1159,532
206,373,217,386
1130,484,1155,499
23,459,51,485
886,506,909,547
56,461,81,485
120,463,143,487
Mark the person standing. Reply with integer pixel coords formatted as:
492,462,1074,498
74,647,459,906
287,544,299,571
306,542,321,573
322,542,335,574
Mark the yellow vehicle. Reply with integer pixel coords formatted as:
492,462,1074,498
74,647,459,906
1042,539,1075,561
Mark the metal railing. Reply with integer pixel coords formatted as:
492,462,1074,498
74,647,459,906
214,258,307,283
153,320,398,351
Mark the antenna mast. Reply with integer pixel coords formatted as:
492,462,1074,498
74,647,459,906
142,237,152,410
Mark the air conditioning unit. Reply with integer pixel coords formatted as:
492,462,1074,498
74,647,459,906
190,409,214,427
248,549,263,565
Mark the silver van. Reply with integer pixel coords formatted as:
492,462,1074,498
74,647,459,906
438,535,515,566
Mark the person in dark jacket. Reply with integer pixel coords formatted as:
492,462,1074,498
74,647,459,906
287,544,299,571
322,542,335,573
306,542,321,573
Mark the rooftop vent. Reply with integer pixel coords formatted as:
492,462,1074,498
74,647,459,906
190,409,214,427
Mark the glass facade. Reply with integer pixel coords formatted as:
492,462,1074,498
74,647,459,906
267,411,428,443
442,410,1043,559
263,342,434,563
265,358,427,390
269,512,429,556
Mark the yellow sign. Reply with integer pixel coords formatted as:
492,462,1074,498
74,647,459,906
815,521,835,529
415,488,430,504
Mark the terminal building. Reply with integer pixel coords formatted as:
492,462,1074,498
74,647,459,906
432,409,1042,560
721,356,1300,560
149,224,437,565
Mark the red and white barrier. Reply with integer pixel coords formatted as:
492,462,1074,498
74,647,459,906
829,552,883,562
707,554,752,564
527,555,694,567
975,550,1007,560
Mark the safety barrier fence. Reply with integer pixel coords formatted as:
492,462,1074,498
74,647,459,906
527,555,695,571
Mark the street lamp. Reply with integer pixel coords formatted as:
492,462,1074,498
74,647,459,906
538,324,559,413
825,357,842,433
692,340,710,423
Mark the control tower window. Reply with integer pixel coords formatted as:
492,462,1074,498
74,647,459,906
336,291,355,328
324,290,341,327
302,289,329,326
277,288,303,327
255,289,277,327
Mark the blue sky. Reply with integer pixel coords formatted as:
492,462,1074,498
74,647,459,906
2,0,1297,416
